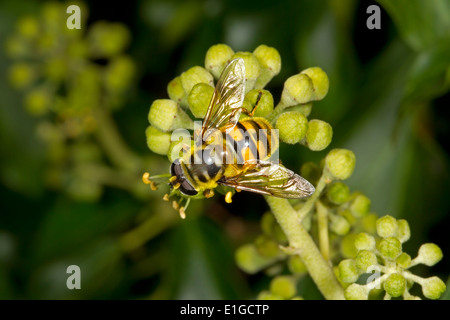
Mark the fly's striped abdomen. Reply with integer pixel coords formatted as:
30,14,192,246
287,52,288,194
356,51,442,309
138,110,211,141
222,117,277,167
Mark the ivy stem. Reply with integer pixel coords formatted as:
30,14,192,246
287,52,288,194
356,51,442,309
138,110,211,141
92,106,141,172
316,200,330,262
297,173,330,221
265,196,345,300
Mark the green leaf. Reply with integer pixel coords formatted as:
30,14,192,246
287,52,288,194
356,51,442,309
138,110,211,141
441,277,450,300
377,0,450,51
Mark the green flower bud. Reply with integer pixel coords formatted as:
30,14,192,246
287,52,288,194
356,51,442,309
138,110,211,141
324,149,356,180
187,83,214,118
257,291,283,300
326,182,350,205
270,276,297,299
9,63,35,89
25,87,51,116
243,89,274,118
421,276,446,300
340,233,358,258
276,111,308,144
395,219,410,243
349,193,371,218
105,56,135,91
416,243,443,267
376,215,398,238
377,237,402,260
167,131,192,163
339,208,356,225
361,213,378,234
345,283,369,300
338,259,359,283
167,76,187,107
145,126,171,155
88,22,130,57
254,234,280,258
329,213,351,236
396,252,411,268
354,233,376,252
205,44,235,79
17,16,39,39
148,99,193,132
280,74,314,107
303,119,332,151
355,250,378,273
261,211,276,236
300,67,329,101
383,273,406,298
253,45,281,89
231,52,261,92
180,66,214,96
287,255,307,275
300,161,321,186
235,244,280,274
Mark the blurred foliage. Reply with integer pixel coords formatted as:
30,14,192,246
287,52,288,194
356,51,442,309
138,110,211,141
0,0,449,299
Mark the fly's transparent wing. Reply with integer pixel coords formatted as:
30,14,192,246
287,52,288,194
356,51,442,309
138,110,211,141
199,58,246,141
218,160,315,198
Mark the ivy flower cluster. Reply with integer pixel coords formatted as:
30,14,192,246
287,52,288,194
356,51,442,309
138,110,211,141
6,2,140,201
144,43,446,300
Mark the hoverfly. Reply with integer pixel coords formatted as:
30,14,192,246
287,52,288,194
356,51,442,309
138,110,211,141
144,58,314,218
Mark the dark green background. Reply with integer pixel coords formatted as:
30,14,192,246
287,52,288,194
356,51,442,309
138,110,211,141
0,0,449,299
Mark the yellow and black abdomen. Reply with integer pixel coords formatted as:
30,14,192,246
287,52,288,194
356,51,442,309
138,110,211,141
223,117,277,166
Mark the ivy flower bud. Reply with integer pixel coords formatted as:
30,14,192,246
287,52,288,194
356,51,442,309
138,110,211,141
349,193,371,218
235,244,280,274
187,83,214,118
354,232,376,252
105,56,135,92
361,213,378,234
421,276,446,300
9,63,35,89
276,111,308,144
355,250,378,273
377,237,402,260
204,44,235,79
17,15,39,39
167,76,187,107
146,126,171,155
261,211,276,236
324,149,356,180
25,87,50,115
288,103,312,117
303,119,333,151
383,273,406,298
148,99,193,132
254,235,280,258
231,52,261,92
300,67,329,101
329,214,350,236
180,66,214,97
376,215,398,238
396,252,412,268
416,243,443,266
88,22,130,57
243,89,274,117
280,74,314,107
288,255,307,275
395,219,411,243
326,182,350,205
338,259,359,283
257,291,283,300
253,45,281,89
340,233,358,258
345,283,369,300
270,276,297,299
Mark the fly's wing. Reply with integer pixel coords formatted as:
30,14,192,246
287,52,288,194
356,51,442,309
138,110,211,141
218,160,315,199
199,58,246,142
